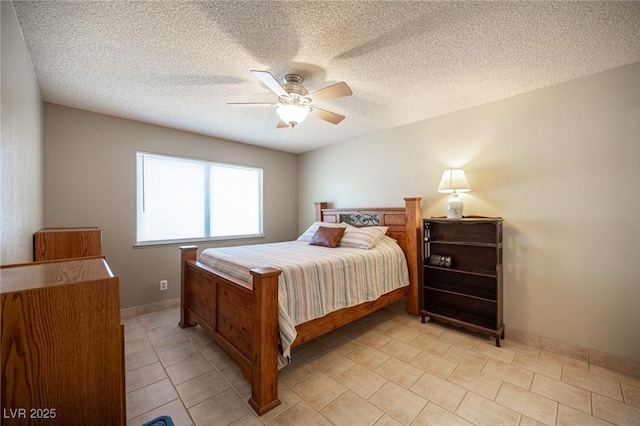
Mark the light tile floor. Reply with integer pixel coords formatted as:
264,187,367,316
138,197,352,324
123,307,640,425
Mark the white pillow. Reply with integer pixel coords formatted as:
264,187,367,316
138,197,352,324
339,226,389,249
297,222,346,242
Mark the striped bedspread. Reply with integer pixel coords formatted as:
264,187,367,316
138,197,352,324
198,235,410,367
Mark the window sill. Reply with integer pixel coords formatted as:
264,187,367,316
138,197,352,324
133,234,266,248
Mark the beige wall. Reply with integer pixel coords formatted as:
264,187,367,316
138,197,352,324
0,1,43,265
299,63,640,361
43,104,298,308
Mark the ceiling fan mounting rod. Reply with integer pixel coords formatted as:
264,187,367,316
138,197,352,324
284,74,303,84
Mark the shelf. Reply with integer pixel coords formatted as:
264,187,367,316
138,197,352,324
424,220,501,245
425,282,497,302
423,264,497,278
426,239,500,248
423,306,496,331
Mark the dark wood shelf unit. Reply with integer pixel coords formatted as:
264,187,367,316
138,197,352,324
420,218,504,346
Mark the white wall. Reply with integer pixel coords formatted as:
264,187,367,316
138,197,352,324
43,104,299,308
299,63,640,361
0,1,43,265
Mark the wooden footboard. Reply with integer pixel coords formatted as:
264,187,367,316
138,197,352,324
179,247,282,414
179,197,422,415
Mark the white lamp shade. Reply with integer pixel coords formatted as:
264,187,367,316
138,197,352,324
276,104,310,126
437,169,471,193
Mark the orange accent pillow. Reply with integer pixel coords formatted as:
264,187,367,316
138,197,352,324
309,226,346,248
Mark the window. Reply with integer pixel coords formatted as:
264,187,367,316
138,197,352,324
136,152,263,245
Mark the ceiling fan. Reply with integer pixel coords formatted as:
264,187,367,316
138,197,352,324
228,70,352,128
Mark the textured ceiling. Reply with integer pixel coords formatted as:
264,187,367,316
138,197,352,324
13,1,640,154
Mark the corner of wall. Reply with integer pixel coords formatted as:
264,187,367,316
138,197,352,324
0,0,44,264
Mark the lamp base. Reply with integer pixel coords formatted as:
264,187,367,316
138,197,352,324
446,194,464,219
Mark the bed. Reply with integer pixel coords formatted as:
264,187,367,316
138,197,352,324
178,197,421,415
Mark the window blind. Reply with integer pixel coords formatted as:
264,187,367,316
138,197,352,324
136,152,263,245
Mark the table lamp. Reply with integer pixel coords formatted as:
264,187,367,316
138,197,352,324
437,169,471,218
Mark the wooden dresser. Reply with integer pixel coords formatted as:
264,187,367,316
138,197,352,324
1,257,125,425
33,227,102,261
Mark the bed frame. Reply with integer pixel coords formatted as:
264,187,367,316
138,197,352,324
178,197,421,415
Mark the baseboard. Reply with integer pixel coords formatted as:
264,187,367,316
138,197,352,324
506,326,640,378
120,297,180,320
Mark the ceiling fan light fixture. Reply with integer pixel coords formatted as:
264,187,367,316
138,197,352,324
276,103,310,127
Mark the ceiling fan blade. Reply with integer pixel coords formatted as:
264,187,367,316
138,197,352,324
227,102,275,107
307,82,352,103
309,106,345,125
276,120,290,128
251,70,289,98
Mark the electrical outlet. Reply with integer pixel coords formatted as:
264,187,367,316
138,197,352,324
160,280,168,291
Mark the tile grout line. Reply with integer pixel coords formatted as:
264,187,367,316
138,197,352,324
130,317,194,425
153,326,194,425
178,326,251,422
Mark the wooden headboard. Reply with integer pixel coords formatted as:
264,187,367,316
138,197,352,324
314,197,422,316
